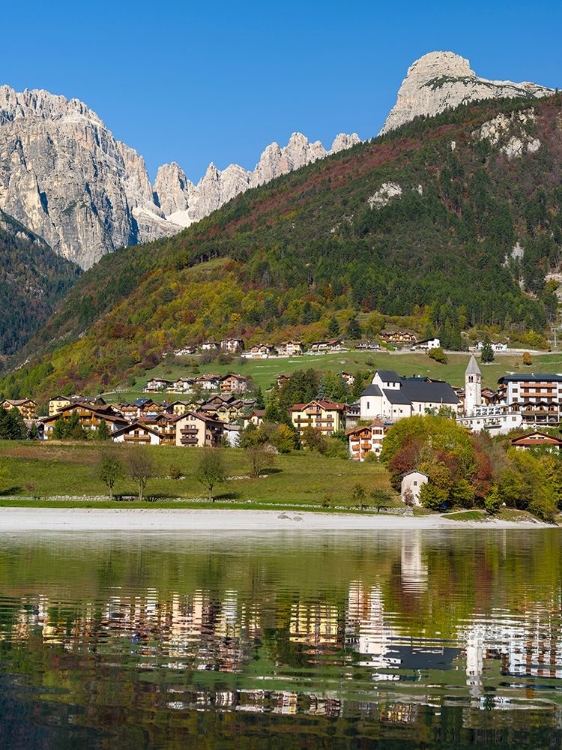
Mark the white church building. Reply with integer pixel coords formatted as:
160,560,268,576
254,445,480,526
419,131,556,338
360,370,461,423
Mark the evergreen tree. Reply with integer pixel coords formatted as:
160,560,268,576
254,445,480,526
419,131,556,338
254,385,265,410
346,317,362,340
0,407,27,440
52,417,68,440
317,372,349,402
68,412,88,441
96,419,111,441
328,316,340,337
481,338,495,363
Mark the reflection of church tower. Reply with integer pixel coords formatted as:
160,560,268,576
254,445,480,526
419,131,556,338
400,531,428,593
465,355,482,415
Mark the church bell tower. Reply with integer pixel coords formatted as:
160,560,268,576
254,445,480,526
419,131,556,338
465,355,482,415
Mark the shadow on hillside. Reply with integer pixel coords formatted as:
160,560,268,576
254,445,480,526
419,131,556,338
0,486,21,496
214,491,241,501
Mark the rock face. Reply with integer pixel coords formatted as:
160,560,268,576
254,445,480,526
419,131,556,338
379,51,554,135
153,131,361,228
0,85,178,269
473,110,542,159
0,83,361,266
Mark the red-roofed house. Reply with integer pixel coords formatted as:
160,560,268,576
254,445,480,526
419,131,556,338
510,431,562,451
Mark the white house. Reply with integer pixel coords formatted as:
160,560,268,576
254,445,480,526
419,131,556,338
475,341,508,352
401,471,428,506
112,422,163,445
413,338,441,351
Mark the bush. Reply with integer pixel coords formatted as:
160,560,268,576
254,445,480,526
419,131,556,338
419,483,449,510
169,463,182,480
428,347,447,364
484,486,501,515
325,438,348,459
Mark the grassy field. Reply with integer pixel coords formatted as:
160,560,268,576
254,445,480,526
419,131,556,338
0,441,392,509
100,349,562,405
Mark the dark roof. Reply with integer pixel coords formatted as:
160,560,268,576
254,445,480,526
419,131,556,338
400,380,460,405
382,381,459,405
376,370,400,382
384,389,414,405
498,373,562,383
362,374,459,406
360,384,382,397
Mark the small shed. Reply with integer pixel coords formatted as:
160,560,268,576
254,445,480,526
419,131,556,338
401,470,428,506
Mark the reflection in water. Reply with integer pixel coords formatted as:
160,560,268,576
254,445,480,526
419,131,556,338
0,529,561,746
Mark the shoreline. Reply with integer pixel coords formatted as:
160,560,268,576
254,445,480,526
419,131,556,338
0,508,552,532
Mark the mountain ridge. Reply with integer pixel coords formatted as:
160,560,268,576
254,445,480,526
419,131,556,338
0,51,553,272
2,93,561,402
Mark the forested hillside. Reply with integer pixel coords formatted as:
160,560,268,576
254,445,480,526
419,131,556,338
0,210,80,358
2,94,562,402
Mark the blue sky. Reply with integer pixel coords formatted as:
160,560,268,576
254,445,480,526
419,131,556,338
3,1,560,182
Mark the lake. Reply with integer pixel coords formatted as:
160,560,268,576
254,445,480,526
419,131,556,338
0,529,561,748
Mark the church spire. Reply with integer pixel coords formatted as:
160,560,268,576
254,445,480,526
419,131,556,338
465,355,482,414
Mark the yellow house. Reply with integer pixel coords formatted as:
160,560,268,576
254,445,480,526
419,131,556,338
48,396,72,416
289,400,346,437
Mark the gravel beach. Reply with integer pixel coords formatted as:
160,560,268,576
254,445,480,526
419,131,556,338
0,507,550,531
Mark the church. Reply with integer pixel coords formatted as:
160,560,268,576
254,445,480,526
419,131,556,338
360,370,460,423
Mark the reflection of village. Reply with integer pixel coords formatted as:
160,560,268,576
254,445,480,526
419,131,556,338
3,533,562,725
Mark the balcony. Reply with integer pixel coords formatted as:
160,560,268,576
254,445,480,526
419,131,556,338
180,436,198,446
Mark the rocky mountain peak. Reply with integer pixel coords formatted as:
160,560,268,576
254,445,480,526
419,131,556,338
0,84,104,126
406,51,474,84
330,133,361,153
0,80,363,268
0,85,179,269
379,51,554,135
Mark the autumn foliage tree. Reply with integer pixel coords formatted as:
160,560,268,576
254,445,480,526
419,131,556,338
381,415,489,508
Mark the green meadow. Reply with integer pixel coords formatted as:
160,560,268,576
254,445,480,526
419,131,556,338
0,440,392,509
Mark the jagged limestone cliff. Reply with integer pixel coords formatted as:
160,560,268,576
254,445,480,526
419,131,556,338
0,86,178,269
153,132,361,228
379,51,554,135
0,84,360,268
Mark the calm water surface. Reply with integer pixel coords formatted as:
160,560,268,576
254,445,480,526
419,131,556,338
0,529,561,748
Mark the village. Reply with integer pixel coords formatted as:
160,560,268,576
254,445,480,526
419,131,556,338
3,327,562,489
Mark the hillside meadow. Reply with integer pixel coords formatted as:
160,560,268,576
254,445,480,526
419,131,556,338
0,441,391,509
101,350,562,405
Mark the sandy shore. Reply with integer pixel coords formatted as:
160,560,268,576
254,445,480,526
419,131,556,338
0,508,552,532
